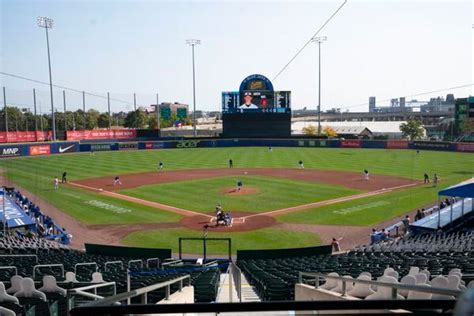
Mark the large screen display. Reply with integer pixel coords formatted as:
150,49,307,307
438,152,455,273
222,74,291,114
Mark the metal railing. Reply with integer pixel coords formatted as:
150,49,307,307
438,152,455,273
74,262,98,276
67,281,117,312
128,259,143,269
104,261,123,272
298,272,463,298
82,274,190,307
146,257,160,268
32,263,64,280
230,262,242,302
161,259,182,269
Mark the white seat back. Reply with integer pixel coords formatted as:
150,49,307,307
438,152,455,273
399,275,417,298
6,276,22,295
385,270,399,280
366,276,403,300
91,272,105,283
347,275,374,298
38,276,66,296
332,275,354,294
414,273,428,285
431,276,453,300
447,274,461,290
0,306,16,316
0,282,19,304
13,278,47,301
408,267,419,276
320,272,339,290
65,272,78,283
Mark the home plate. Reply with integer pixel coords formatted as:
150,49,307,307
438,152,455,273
232,218,245,224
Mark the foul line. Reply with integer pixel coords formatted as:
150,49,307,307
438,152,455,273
70,181,418,221
69,182,208,218
244,183,419,219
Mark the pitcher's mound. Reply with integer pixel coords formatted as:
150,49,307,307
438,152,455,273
220,187,260,195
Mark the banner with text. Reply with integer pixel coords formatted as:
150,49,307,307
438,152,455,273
0,131,52,143
67,129,137,140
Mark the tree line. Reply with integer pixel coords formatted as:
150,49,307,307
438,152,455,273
0,107,191,132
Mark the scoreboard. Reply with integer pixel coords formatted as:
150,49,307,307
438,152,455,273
222,74,291,137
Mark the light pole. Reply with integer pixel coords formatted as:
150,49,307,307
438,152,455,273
186,39,200,137
311,36,327,136
37,16,56,141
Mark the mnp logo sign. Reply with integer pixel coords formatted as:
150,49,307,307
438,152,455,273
176,140,200,148
0,146,21,157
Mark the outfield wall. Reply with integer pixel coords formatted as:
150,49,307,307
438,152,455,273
0,139,473,158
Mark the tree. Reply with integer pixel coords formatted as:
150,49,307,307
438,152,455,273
97,113,111,128
148,116,158,129
399,119,424,140
124,110,146,128
85,109,100,130
302,125,317,136
323,126,338,138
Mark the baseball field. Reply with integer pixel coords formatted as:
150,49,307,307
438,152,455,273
2,147,473,254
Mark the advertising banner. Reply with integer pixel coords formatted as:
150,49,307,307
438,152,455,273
0,145,22,157
118,142,138,150
90,143,115,152
387,140,409,149
67,129,137,140
341,140,362,148
457,142,474,152
29,145,51,156
52,142,78,154
142,142,165,150
411,141,453,151
0,131,51,143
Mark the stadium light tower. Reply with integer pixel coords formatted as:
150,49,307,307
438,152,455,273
311,36,327,136
37,16,56,141
186,39,201,137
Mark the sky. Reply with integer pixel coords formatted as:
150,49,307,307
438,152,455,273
0,0,473,113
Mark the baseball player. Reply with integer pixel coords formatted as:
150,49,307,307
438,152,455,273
298,160,304,169
113,176,122,186
364,169,370,180
53,177,59,190
158,161,163,171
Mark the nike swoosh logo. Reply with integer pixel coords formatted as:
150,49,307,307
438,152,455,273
59,145,74,153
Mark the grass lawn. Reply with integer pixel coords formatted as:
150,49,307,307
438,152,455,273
120,175,359,213
2,147,472,227
121,227,321,255
277,182,450,226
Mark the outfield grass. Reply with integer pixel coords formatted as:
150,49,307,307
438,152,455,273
2,148,472,229
277,183,448,226
121,227,321,255
120,175,359,213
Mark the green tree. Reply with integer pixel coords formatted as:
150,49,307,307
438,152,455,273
97,113,111,128
399,119,424,140
148,115,158,129
85,109,100,129
124,110,146,128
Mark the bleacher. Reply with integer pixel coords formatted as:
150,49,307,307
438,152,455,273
238,231,474,301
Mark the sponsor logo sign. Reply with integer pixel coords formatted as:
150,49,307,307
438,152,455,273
457,142,474,152
29,145,51,156
145,142,153,149
341,140,361,148
387,140,408,149
0,146,21,157
58,144,76,154
90,144,113,151
411,141,451,151
176,140,200,148
118,142,138,150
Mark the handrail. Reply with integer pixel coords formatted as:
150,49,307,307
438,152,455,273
298,272,463,297
33,264,64,280
231,263,242,302
74,262,98,275
0,254,38,264
104,261,124,272
0,266,18,279
146,257,160,268
81,275,190,307
161,260,181,269
203,260,218,267
127,259,143,269
67,281,118,311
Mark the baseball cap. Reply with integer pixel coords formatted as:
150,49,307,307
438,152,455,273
244,92,252,96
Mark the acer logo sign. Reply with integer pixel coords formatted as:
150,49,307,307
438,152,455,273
0,147,21,157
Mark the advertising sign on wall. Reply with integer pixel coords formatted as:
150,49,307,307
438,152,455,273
29,145,51,156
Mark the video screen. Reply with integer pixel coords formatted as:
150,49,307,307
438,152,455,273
222,91,290,114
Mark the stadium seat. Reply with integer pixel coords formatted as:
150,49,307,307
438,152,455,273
407,283,432,299
6,276,22,295
0,283,18,305
14,278,47,301
430,276,453,300
320,272,339,290
347,275,374,298
365,276,404,300
0,306,15,316
39,276,66,296
399,275,417,298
